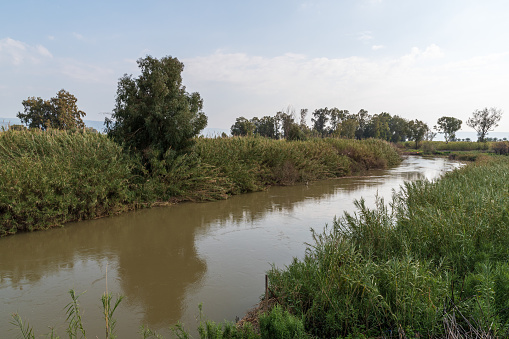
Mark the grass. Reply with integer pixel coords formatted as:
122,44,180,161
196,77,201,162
12,293,304,339
267,156,509,338
1,131,401,235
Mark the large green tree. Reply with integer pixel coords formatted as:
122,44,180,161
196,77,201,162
311,107,330,137
253,116,277,138
466,107,502,142
105,55,207,156
17,89,86,130
408,119,429,149
435,116,462,143
388,115,409,143
231,117,255,136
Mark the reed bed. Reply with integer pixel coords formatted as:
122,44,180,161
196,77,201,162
1,132,400,235
0,129,138,235
194,137,401,194
268,157,509,338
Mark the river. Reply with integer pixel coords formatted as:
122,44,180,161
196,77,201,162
0,156,462,337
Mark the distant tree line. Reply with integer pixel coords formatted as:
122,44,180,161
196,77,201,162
230,106,503,145
11,54,503,146
231,107,432,147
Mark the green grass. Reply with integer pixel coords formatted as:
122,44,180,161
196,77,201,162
268,156,509,338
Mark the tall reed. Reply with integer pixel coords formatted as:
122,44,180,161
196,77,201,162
0,129,138,235
268,157,509,337
1,132,400,235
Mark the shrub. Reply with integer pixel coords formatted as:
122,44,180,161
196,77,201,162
259,305,306,339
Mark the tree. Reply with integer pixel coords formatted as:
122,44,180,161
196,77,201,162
408,119,429,149
339,117,359,139
365,112,391,140
17,89,86,130
311,108,330,137
329,108,348,136
105,55,207,157
466,107,503,142
354,109,371,140
388,115,409,143
276,106,296,139
435,116,462,143
231,117,255,136
254,116,277,138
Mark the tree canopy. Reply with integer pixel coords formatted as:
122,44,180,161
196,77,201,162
17,89,86,130
105,55,207,157
435,116,462,143
466,107,503,142
408,119,429,148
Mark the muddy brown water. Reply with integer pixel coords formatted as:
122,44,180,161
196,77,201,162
0,156,462,337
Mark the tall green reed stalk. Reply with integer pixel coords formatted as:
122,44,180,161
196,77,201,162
268,157,509,337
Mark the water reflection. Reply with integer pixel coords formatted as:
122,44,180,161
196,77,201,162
0,156,462,337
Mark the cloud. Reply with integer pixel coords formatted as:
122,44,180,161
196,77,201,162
357,31,373,42
182,45,509,129
0,37,53,65
59,59,115,83
399,44,444,66
72,32,84,40
372,45,385,50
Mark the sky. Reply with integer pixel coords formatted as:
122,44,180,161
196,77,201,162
1,0,509,133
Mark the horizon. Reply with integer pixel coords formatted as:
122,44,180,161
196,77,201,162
2,116,508,142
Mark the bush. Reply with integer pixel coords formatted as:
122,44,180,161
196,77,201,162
492,141,509,155
259,305,306,339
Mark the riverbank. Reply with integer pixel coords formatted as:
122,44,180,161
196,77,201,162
0,129,401,236
267,155,509,338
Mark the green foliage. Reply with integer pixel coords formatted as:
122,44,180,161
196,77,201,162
231,117,255,136
106,55,207,157
467,107,503,142
17,89,86,130
311,108,330,137
435,116,462,143
194,137,400,194
268,157,509,337
1,132,400,235
259,305,306,339
102,293,124,339
66,290,87,339
10,313,35,339
407,119,428,148
13,290,123,339
0,129,137,235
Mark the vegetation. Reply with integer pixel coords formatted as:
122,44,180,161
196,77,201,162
434,116,462,143
0,129,138,235
229,108,432,146
12,292,304,339
267,156,509,338
105,55,208,160
0,129,400,236
467,107,503,142
17,89,86,130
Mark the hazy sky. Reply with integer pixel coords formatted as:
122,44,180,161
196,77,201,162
1,0,509,132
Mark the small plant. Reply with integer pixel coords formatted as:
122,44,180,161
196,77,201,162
259,305,306,339
66,289,87,339
12,289,124,339
10,313,35,339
